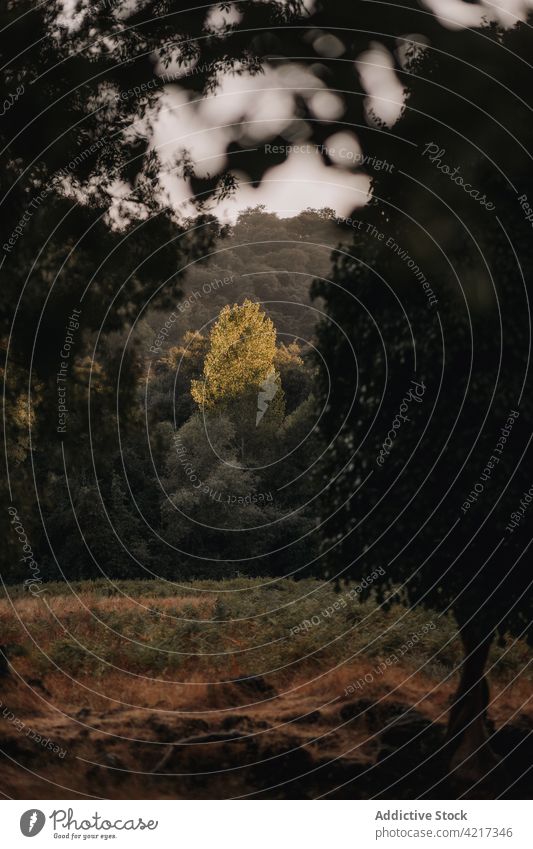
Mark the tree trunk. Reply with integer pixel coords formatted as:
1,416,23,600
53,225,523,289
445,625,500,784
0,646,9,678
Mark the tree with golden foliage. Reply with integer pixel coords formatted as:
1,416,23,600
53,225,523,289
191,300,279,411
191,300,284,460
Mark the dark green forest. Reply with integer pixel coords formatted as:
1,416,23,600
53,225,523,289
6,208,342,584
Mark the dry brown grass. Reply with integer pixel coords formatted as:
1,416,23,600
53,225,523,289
0,580,531,799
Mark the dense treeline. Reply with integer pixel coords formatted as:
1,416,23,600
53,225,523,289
135,205,343,351
7,209,340,584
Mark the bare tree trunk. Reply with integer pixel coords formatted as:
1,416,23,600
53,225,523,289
0,649,8,678
445,625,500,783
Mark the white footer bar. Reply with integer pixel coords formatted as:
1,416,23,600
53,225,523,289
4,800,530,848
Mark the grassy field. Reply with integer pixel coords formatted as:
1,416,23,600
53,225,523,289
2,578,530,682
0,579,531,799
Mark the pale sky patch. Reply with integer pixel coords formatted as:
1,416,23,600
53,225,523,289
356,43,406,127
422,0,533,29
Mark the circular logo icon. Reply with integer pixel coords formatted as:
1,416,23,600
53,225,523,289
20,810,46,837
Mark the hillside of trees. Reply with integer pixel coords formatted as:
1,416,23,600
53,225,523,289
5,207,350,585
13,285,333,584
136,206,345,350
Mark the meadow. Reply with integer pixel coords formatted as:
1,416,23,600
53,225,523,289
0,579,530,799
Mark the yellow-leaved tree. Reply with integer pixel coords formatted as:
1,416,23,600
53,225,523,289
191,300,277,408
191,300,285,458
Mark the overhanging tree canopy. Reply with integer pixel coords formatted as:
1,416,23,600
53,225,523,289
311,14,533,774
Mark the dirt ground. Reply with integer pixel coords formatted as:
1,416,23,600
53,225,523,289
1,663,531,800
